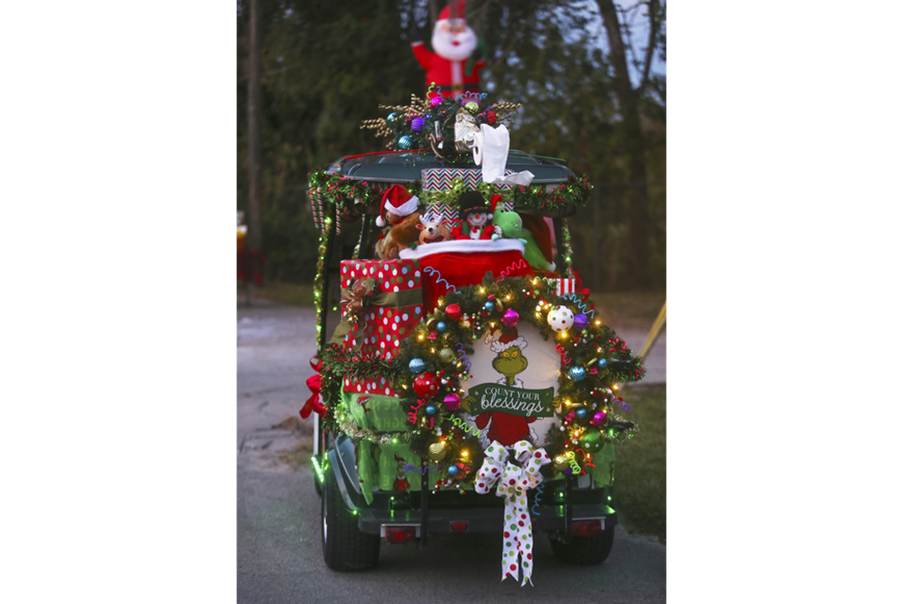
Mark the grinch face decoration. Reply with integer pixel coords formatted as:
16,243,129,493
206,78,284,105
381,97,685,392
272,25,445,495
491,346,529,386
547,306,575,332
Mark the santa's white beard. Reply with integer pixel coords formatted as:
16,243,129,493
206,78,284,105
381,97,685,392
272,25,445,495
432,26,477,61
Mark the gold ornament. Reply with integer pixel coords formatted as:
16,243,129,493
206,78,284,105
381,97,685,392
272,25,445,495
553,455,571,471
439,347,455,362
428,442,448,462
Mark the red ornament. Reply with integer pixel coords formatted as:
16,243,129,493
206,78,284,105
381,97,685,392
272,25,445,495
446,303,463,322
487,110,496,125
413,372,439,397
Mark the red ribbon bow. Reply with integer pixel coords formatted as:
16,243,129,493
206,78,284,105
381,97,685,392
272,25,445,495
572,269,591,300
300,357,327,419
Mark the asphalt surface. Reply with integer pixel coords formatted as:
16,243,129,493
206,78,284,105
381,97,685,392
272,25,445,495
237,299,666,603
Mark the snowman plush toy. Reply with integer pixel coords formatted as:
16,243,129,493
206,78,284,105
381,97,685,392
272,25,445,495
450,190,502,241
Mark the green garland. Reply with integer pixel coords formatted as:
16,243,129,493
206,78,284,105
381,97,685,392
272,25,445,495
316,343,403,432
309,170,592,228
313,229,329,347
560,219,575,277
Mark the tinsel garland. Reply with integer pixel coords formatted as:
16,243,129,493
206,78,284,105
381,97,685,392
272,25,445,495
313,230,330,347
560,220,575,278
309,170,591,218
335,412,413,445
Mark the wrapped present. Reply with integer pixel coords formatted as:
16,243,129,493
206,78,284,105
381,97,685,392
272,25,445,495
553,278,576,297
420,168,515,228
334,259,424,362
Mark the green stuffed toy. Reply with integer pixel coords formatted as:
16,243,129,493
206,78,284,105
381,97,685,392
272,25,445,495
492,208,556,272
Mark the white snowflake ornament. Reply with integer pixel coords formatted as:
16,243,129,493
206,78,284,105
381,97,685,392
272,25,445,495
547,305,575,332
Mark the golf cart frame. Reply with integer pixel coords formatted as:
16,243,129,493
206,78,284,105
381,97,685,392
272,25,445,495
311,150,618,570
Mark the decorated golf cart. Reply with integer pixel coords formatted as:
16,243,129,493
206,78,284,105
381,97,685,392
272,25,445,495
302,89,644,586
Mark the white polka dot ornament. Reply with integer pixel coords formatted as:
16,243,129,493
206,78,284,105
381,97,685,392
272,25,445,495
547,305,575,332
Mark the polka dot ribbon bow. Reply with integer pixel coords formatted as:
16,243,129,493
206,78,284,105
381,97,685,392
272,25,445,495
474,440,551,586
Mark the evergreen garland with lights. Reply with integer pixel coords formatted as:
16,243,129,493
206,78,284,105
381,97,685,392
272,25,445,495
317,272,644,488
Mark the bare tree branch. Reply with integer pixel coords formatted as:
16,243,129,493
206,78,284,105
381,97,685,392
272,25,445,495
637,0,660,97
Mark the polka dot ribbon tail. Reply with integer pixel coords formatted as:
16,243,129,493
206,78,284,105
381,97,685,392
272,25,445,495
474,440,551,586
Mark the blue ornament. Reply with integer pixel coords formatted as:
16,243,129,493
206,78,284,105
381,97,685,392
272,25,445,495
387,112,397,122
569,366,587,382
597,359,608,368
398,135,412,150
425,404,437,415
483,301,494,311
408,358,426,373
447,464,459,476
436,321,447,332
576,408,588,419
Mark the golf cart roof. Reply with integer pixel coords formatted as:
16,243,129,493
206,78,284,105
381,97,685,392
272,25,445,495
324,150,575,184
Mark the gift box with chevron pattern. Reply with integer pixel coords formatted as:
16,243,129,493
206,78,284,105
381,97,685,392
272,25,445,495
419,168,515,227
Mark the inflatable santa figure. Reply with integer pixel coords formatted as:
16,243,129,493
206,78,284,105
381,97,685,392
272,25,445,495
410,0,486,97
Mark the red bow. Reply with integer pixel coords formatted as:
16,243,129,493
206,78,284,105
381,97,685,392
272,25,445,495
300,357,327,419
571,269,591,300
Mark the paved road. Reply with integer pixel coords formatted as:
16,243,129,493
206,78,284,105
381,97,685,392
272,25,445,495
238,300,666,603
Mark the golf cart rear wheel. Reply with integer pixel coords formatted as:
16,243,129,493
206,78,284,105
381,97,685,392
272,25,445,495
321,460,380,571
549,523,615,565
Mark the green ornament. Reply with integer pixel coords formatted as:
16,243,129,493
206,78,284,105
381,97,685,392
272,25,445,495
578,428,606,450
439,347,455,362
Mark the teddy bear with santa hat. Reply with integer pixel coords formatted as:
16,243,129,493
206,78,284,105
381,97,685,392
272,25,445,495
410,0,486,98
374,184,423,259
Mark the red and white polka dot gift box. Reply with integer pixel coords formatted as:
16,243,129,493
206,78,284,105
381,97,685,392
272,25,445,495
338,259,424,364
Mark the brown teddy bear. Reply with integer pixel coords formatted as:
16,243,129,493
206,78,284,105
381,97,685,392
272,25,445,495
380,211,423,259
375,185,423,259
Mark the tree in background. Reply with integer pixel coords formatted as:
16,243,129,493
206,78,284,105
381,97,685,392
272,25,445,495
237,0,665,290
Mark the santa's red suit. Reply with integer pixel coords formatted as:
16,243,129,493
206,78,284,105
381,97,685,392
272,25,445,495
411,44,485,97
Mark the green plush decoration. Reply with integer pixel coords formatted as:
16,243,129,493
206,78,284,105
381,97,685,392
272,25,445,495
492,208,556,272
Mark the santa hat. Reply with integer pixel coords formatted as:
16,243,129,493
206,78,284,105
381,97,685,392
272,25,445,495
438,0,467,23
490,327,528,353
376,184,420,227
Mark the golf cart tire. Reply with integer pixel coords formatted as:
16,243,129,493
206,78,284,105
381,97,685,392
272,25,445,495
549,523,615,565
322,461,380,571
